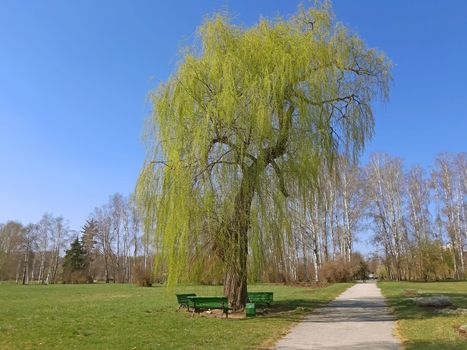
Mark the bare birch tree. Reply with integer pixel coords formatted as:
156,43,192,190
432,153,466,279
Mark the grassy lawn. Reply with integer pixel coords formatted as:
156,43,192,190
379,281,467,350
0,282,351,349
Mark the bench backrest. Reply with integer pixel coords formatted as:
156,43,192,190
247,292,273,304
188,296,228,309
176,293,196,304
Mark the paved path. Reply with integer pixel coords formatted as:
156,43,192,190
275,281,401,350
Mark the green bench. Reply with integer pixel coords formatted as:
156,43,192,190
247,292,273,307
176,293,196,310
187,296,231,318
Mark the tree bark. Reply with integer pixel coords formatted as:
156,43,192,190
222,165,256,311
22,249,29,285
223,249,248,311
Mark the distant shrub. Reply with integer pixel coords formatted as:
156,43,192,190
319,253,368,283
319,259,353,283
413,295,452,308
134,266,153,287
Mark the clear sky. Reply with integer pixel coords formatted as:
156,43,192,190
1,0,466,237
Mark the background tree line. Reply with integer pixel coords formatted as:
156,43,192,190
1,153,465,285
259,151,466,283
147,151,465,284
0,193,155,285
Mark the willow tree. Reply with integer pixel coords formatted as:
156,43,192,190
136,4,390,310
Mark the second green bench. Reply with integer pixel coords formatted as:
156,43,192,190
247,292,273,307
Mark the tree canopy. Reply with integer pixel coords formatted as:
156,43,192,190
136,3,391,309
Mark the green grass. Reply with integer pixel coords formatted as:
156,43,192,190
378,281,467,350
0,282,351,349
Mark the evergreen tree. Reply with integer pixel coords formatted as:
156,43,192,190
62,237,86,283
81,219,98,281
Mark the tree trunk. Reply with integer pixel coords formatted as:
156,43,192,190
222,167,256,311
104,252,110,283
222,210,251,310
223,253,248,312
30,254,36,283
300,227,309,281
50,251,59,284
38,253,45,283
22,249,29,285
45,263,51,284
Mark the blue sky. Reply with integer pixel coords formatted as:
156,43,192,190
1,0,466,240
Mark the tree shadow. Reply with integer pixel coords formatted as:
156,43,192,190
265,297,401,323
257,298,329,322
403,339,467,350
277,340,401,349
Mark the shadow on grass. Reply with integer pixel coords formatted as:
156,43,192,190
278,340,400,350
302,339,467,350
265,297,400,323
272,298,329,311
404,339,467,350
257,298,329,322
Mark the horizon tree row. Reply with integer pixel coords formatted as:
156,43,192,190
248,151,466,283
0,193,155,284
1,152,464,285
366,152,466,281
142,151,465,285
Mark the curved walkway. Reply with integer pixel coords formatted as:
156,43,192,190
275,281,401,349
